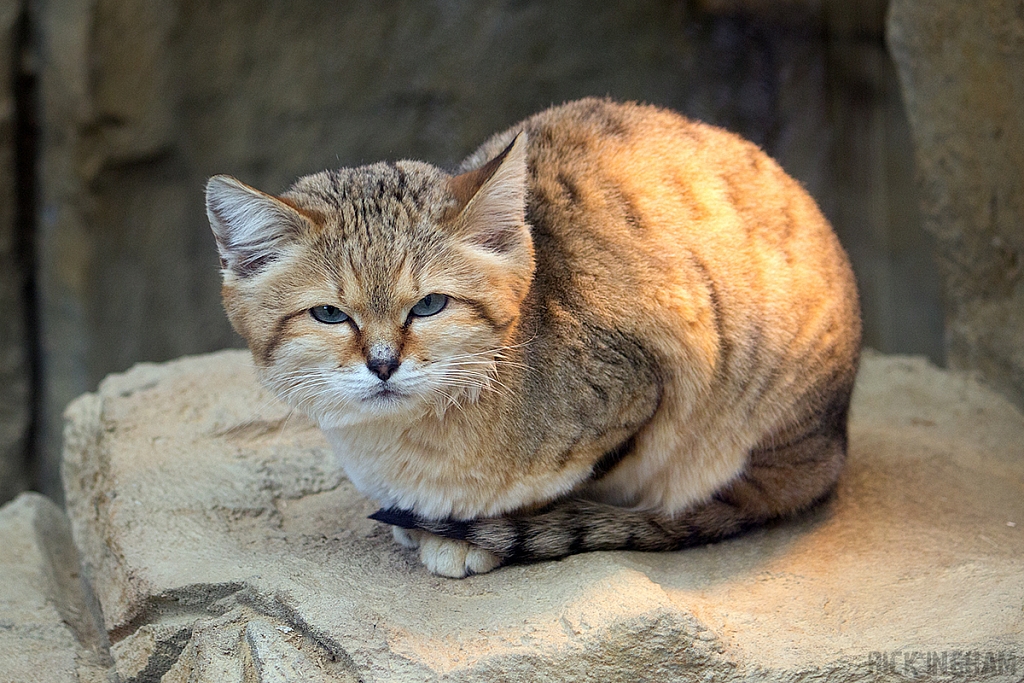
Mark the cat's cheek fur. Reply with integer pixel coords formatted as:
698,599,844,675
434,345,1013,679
450,245,534,327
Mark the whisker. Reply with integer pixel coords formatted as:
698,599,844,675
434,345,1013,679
438,374,507,395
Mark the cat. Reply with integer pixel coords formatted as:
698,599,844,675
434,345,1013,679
206,98,861,578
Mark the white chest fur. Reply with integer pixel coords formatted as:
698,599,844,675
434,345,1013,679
321,418,589,520
322,424,410,509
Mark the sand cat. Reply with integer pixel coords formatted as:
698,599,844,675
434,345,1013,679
206,98,861,578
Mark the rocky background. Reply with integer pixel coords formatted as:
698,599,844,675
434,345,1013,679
0,0,1021,503
888,0,1024,423
0,0,30,504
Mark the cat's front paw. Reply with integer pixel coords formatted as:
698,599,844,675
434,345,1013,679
391,525,422,549
416,533,501,578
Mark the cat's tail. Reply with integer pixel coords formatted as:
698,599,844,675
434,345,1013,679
370,496,751,564
369,414,848,564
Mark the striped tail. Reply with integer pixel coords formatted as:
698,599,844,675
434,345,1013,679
369,495,763,565
369,399,850,565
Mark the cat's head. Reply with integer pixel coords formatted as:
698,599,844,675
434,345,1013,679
205,136,534,426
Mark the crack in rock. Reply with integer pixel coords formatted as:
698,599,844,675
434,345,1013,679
118,626,192,683
244,619,360,683
111,583,361,683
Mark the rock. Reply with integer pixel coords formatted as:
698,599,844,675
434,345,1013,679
888,0,1024,410
244,620,354,683
0,492,110,682
0,0,29,503
62,350,1024,682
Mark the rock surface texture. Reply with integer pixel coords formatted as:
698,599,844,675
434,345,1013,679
49,350,1024,682
0,492,109,682
888,0,1024,410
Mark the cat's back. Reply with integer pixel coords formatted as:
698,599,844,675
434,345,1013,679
465,97,858,352
463,98,860,455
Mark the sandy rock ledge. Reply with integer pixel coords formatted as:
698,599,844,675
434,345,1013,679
12,349,1020,682
0,492,109,682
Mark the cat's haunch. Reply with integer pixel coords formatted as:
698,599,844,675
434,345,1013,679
207,98,861,578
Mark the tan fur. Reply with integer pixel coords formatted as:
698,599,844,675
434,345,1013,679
207,98,861,578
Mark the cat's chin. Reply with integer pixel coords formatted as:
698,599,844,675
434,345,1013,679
312,392,426,429
362,387,413,411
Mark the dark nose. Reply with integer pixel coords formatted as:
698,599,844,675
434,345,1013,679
367,353,400,381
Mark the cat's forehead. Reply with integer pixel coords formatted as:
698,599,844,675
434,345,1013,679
284,161,456,284
285,160,450,233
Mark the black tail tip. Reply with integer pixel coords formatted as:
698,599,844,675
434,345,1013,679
368,507,418,529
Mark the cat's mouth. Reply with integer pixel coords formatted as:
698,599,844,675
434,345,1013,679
366,385,407,404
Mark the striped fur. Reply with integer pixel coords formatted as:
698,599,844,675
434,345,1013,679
371,384,852,562
207,98,861,577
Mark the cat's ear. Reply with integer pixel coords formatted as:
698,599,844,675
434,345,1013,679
205,175,307,278
449,133,531,256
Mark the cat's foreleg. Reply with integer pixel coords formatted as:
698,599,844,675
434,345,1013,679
416,533,502,578
391,525,422,549
386,522,502,577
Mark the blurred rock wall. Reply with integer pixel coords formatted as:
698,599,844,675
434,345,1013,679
6,0,952,500
889,0,1024,412
0,0,30,503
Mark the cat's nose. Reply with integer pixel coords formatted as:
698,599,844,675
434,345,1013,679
367,353,400,381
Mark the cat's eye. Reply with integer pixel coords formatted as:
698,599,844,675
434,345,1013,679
409,293,448,318
310,305,349,324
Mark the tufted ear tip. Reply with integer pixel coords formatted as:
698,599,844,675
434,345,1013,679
449,133,528,209
448,133,531,256
205,176,306,278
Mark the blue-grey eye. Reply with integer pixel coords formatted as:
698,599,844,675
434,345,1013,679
310,305,349,324
410,293,448,317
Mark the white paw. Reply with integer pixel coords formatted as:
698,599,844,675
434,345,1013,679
417,533,502,578
391,525,422,549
